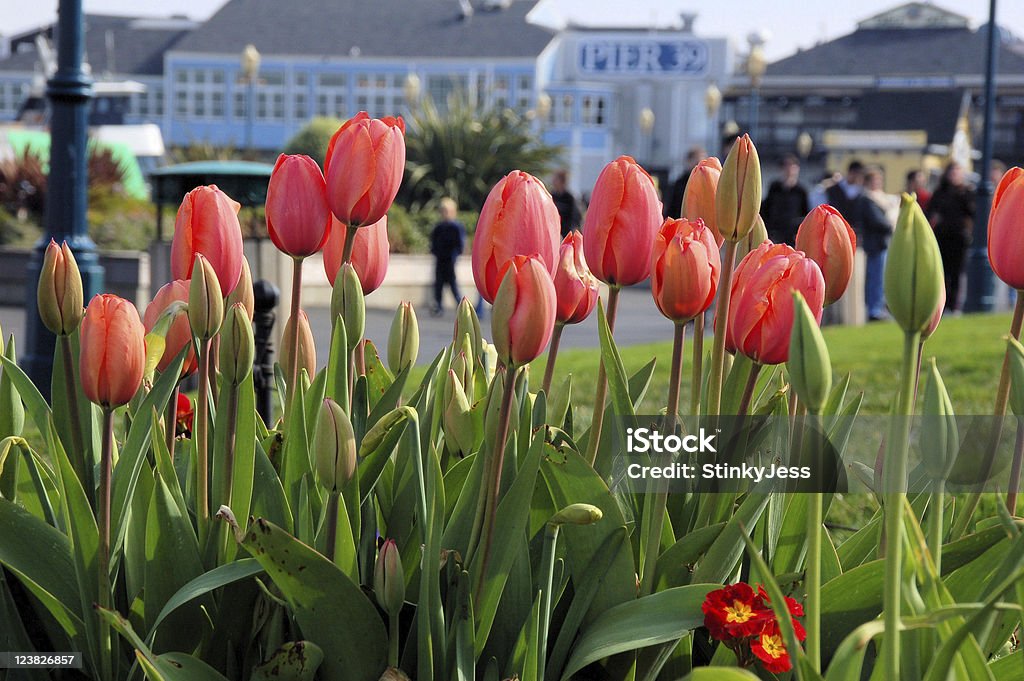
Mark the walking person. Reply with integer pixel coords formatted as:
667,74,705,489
861,167,897,321
429,197,466,316
664,146,707,219
550,169,583,237
927,162,975,313
761,154,809,246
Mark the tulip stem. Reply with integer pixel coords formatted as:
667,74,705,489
287,257,303,399
196,338,212,545
59,334,90,497
541,323,564,395
325,490,340,563
585,286,621,467
707,240,738,416
736,362,762,418
388,614,400,668
929,478,946,574
953,293,1024,537
1007,419,1024,515
341,223,358,264
882,330,920,680
806,410,824,673
98,407,114,681
166,384,179,462
691,314,705,414
666,322,685,422
538,522,560,681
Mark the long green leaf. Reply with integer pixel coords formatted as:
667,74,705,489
99,607,229,681
148,558,263,642
691,491,770,584
679,669,761,680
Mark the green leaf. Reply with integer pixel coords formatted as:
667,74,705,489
691,491,770,584
0,350,48,437
251,641,324,681
596,299,634,419
240,517,387,681
989,650,1023,681
0,336,25,438
654,522,726,589
99,607,229,681
148,558,263,642
679,669,761,680
560,584,721,681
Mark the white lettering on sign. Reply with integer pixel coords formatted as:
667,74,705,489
578,40,709,76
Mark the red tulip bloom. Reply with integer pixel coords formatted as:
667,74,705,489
170,185,244,296
472,170,560,303
728,245,825,365
751,622,794,673
650,218,721,323
324,112,406,228
491,255,556,368
723,241,793,353
323,215,390,294
795,204,857,305
988,166,1024,289
682,157,723,246
582,156,662,287
702,583,769,640
176,393,194,437
143,279,197,377
266,154,332,258
553,231,599,325
80,294,146,409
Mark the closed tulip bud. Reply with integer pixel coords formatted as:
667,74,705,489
650,218,720,324
143,279,196,377
188,254,224,340
226,256,255,320
988,167,1024,289
922,283,946,340
281,310,316,381
38,240,84,336
80,294,146,408
549,503,604,526
786,292,832,412
443,370,477,455
266,154,331,258
735,214,769,263
323,215,390,294
729,246,825,365
472,170,560,303
553,231,599,325
715,134,762,242
324,112,406,228
454,297,483,360
884,194,944,335
682,157,723,246
796,205,857,305
920,357,958,481
374,539,405,618
492,255,556,368
219,303,255,386
583,156,663,287
331,263,365,352
387,302,419,373
313,398,356,491
360,406,410,457
450,343,473,397
171,185,244,295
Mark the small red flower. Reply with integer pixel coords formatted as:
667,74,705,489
176,393,194,438
751,621,793,673
702,583,769,640
756,585,807,641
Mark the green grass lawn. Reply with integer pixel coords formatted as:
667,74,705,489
530,312,1014,417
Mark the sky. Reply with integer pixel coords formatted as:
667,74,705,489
0,0,1021,61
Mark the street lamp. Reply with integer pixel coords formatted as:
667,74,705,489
403,73,421,109
23,0,102,394
796,131,813,159
704,82,722,156
639,106,655,166
240,44,260,155
745,32,768,141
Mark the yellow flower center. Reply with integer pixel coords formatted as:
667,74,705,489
760,633,786,659
725,600,754,623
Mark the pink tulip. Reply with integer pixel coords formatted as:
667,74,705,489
651,218,721,323
80,294,146,408
472,170,560,303
170,185,244,296
491,255,556,367
795,205,857,305
728,247,825,365
723,241,793,353
682,157,724,246
280,310,316,381
583,156,663,287
323,215,390,294
989,167,1024,289
553,232,599,325
143,280,196,377
266,154,332,258
323,112,406,228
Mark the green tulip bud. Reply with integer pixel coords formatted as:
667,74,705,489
549,503,603,526
443,370,478,456
454,297,483,360
736,214,769,263
884,195,944,335
715,134,762,242
38,240,84,336
331,263,365,353
374,538,405,618
360,406,411,458
0,335,24,438
219,303,255,386
188,254,224,340
786,291,832,413
280,310,317,383
920,357,958,482
226,255,254,320
387,302,419,373
313,398,357,491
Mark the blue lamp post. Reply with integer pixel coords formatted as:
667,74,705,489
22,0,103,395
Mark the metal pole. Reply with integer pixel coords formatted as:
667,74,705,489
22,0,102,395
964,0,999,313
246,77,255,154
252,279,279,425
750,87,760,142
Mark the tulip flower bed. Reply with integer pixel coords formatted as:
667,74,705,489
2,117,1024,681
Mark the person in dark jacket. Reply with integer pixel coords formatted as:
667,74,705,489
550,169,583,237
760,154,809,246
663,146,706,219
927,162,975,312
429,197,466,316
861,168,897,321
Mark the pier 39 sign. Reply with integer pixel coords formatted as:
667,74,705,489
577,39,709,77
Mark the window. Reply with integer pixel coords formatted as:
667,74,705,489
175,90,187,117
212,70,225,85
294,92,308,120
493,74,509,109
559,94,573,124
316,73,348,117
515,74,532,111
234,91,248,118
211,91,225,117
354,71,404,116
580,94,608,126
